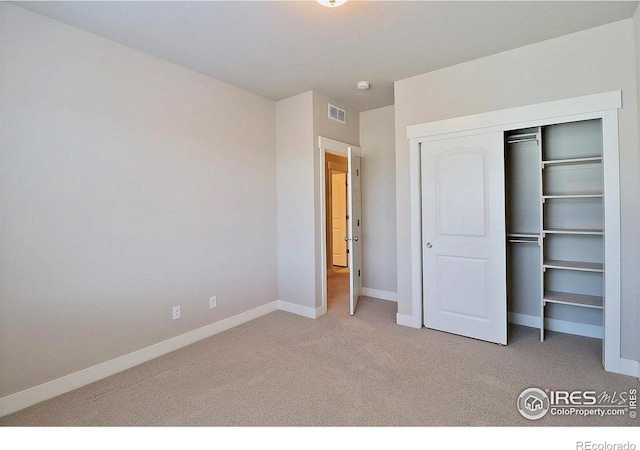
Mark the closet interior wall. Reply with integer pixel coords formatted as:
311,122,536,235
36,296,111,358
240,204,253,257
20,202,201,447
506,128,543,324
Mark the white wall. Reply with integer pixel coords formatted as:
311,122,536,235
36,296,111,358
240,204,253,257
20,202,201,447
0,4,277,398
276,91,359,317
394,19,640,361
636,7,640,110
313,92,360,151
276,92,315,309
633,5,640,357
275,91,358,312
359,106,397,295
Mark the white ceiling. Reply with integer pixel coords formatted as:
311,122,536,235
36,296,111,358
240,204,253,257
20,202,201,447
12,0,640,112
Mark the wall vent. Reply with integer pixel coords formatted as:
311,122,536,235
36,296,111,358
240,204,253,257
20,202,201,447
328,104,346,124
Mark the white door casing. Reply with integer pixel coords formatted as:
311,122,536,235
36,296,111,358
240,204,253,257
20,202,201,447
348,147,363,316
421,132,507,344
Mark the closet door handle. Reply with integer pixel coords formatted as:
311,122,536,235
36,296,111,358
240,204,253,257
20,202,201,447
426,242,433,249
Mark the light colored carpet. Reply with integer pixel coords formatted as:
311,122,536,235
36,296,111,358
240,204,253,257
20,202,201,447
1,270,637,427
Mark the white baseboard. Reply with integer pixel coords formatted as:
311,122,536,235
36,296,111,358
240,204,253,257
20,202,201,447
276,300,322,319
618,358,640,379
396,313,422,329
361,287,397,302
3,301,633,418
508,312,603,339
0,301,279,418
510,316,638,379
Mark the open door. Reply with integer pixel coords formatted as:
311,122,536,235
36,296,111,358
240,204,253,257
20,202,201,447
421,132,507,344
347,147,362,315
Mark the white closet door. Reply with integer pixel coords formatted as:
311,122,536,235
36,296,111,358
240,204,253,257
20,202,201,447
421,132,507,345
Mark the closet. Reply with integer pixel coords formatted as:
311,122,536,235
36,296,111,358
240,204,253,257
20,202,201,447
407,91,622,372
505,120,604,342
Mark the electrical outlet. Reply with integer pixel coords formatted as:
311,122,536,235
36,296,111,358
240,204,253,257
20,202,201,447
209,296,217,309
172,305,181,320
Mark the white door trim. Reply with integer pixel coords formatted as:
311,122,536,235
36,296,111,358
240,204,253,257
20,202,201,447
407,90,621,140
406,91,624,374
319,136,361,316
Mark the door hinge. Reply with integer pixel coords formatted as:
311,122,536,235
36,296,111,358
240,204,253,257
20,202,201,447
358,270,361,277
357,219,360,226
357,169,359,177
346,215,349,220
347,249,350,254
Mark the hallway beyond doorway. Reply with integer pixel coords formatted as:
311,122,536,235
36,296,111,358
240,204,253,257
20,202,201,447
327,267,349,313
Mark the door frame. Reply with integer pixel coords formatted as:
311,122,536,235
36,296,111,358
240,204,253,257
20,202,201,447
319,136,362,316
406,91,631,375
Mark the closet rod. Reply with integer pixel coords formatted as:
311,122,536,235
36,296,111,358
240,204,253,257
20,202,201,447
507,132,538,139
506,137,538,144
507,239,540,244
506,131,539,144
506,234,541,244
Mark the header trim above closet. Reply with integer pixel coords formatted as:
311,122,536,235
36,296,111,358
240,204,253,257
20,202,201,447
407,90,621,140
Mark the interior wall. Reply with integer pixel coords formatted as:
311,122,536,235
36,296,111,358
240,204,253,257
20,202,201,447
276,91,359,313
276,92,315,309
0,4,278,397
636,7,640,112
633,5,640,353
359,106,397,295
394,19,640,361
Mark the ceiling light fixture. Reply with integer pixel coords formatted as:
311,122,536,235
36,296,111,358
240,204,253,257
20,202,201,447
356,81,370,90
316,0,347,7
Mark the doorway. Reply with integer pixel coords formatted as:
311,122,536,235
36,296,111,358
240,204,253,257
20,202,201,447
327,153,348,269
318,136,363,317
326,153,349,312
